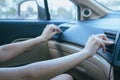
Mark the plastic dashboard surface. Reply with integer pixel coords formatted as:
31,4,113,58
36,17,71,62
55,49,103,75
53,13,120,67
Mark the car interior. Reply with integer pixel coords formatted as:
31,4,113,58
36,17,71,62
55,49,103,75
0,0,120,80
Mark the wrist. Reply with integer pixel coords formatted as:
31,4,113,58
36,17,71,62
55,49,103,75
35,36,47,43
37,36,47,41
82,49,93,58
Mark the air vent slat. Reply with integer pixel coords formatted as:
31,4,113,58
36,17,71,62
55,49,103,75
106,48,113,53
106,35,115,40
106,45,114,53
104,31,116,36
104,31,116,54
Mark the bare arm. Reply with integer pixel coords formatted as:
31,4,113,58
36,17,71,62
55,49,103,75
0,24,61,62
0,34,113,80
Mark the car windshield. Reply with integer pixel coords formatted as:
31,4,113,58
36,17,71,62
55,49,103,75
96,0,120,11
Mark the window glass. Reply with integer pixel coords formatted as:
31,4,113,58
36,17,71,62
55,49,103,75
0,0,19,19
0,0,46,20
20,1,38,19
96,0,120,11
48,0,77,20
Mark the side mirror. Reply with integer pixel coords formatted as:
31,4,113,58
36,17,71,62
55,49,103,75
18,0,38,19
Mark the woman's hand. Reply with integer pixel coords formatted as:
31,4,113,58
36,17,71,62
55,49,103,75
83,34,114,57
40,24,62,41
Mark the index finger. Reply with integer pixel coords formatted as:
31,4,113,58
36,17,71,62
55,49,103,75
103,40,114,45
96,34,109,41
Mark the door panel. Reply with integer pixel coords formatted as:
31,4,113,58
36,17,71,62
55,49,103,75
48,40,114,80
0,20,68,67
0,20,66,45
0,38,51,67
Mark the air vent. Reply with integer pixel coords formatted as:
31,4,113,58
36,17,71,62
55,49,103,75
104,31,117,54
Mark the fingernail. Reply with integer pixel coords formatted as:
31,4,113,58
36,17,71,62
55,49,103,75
110,41,114,43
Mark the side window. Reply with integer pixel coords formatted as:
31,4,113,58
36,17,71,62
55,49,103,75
48,0,77,20
19,0,46,20
96,0,120,11
19,1,38,19
0,0,46,20
0,0,19,19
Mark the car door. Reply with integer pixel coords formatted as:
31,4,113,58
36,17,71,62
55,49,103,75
0,0,76,66
0,0,75,45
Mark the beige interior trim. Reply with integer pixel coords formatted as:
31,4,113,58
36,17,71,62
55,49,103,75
0,38,51,67
110,67,114,80
48,40,114,80
71,0,108,20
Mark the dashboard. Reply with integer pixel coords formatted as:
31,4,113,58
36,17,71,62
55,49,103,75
52,12,120,80
54,12,120,68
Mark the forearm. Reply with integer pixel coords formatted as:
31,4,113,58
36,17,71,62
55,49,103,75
0,36,45,62
0,24,61,62
0,50,89,80
0,67,30,80
23,50,89,80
